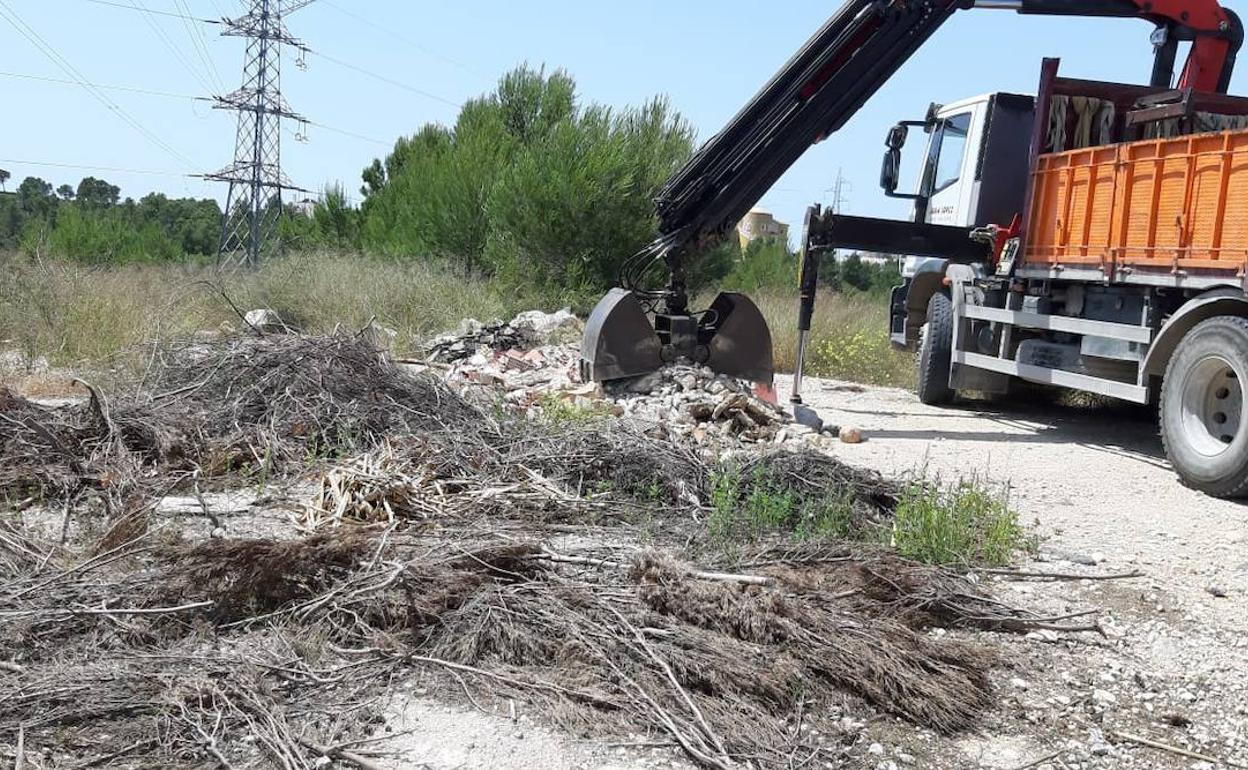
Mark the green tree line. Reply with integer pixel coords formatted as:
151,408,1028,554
0,174,220,262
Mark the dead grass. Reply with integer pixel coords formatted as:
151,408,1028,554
0,329,1099,769
0,251,528,369
749,288,916,388
2,253,916,391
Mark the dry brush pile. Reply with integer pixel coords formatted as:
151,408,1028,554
1,332,1097,769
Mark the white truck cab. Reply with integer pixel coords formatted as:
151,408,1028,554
887,93,1035,341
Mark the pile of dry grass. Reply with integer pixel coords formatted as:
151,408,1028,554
0,529,1015,769
0,519,1105,770
738,449,901,520
0,333,484,522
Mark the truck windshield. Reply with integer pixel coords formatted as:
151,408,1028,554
931,112,971,194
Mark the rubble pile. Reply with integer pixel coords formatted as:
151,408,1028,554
432,309,825,446
605,363,811,444
428,308,582,364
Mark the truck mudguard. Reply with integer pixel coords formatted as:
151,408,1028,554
1141,289,1248,379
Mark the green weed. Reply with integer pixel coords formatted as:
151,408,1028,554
891,477,1032,567
708,466,860,543
536,392,614,425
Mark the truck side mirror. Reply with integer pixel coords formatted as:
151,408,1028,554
881,120,926,202
880,123,908,193
880,147,902,194
886,123,908,151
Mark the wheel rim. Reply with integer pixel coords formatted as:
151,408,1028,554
1179,354,1244,458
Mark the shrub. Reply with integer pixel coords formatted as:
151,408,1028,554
718,237,796,292
892,478,1033,567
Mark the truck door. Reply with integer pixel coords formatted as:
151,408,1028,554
921,110,975,226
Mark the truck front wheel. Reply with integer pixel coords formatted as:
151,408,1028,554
1160,316,1248,498
917,292,955,406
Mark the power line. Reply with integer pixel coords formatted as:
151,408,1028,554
283,120,388,147
174,0,227,92
127,0,218,94
74,0,220,23
308,49,461,108
320,0,487,82
0,157,193,178
0,70,200,99
62,0,462,108
2,70,390,149
0,1,199,170
310,120,389,147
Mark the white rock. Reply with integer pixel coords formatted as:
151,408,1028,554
868,743,885,755
244,308,286,333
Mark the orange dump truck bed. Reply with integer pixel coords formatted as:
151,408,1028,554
1022,129,1248,280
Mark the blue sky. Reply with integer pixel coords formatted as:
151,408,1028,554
2,0,1237,234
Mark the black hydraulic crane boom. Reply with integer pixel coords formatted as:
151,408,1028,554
645,0,957,311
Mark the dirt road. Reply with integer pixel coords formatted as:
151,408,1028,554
779,374,1248,769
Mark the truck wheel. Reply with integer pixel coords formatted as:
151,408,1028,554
917,292,954,406
1160,316,1248,498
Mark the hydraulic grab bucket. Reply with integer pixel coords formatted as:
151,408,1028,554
579,289,774,385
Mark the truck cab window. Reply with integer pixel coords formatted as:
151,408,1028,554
931,112,971,194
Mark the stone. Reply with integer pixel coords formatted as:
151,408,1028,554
1088,728,1112,756
244,308,286,333
1207,585,1229,598
840,427,864,444
867,742,885,755
625,372,665,394
509,308,583,345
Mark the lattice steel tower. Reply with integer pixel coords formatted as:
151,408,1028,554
208,0,314,267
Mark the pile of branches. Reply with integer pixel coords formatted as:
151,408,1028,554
0,525,1098,769
0,384,155,516
0,334,486,519
130,333,483,471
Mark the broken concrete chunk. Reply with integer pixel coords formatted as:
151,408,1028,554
509,308,583,345
244,308,286,333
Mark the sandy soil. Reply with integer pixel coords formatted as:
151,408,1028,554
366,377,1248,770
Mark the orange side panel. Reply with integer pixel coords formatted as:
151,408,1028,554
1021,129,1248,278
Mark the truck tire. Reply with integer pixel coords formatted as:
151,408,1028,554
917,292,955,406
1160,316,1248,498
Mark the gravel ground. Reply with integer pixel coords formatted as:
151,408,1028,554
778,374,1248,770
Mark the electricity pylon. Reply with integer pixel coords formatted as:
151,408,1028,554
207,0,315,268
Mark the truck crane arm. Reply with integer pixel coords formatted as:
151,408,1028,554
581,0,1242,386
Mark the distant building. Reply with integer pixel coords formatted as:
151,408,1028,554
292,198,317,217
736,207,789,249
